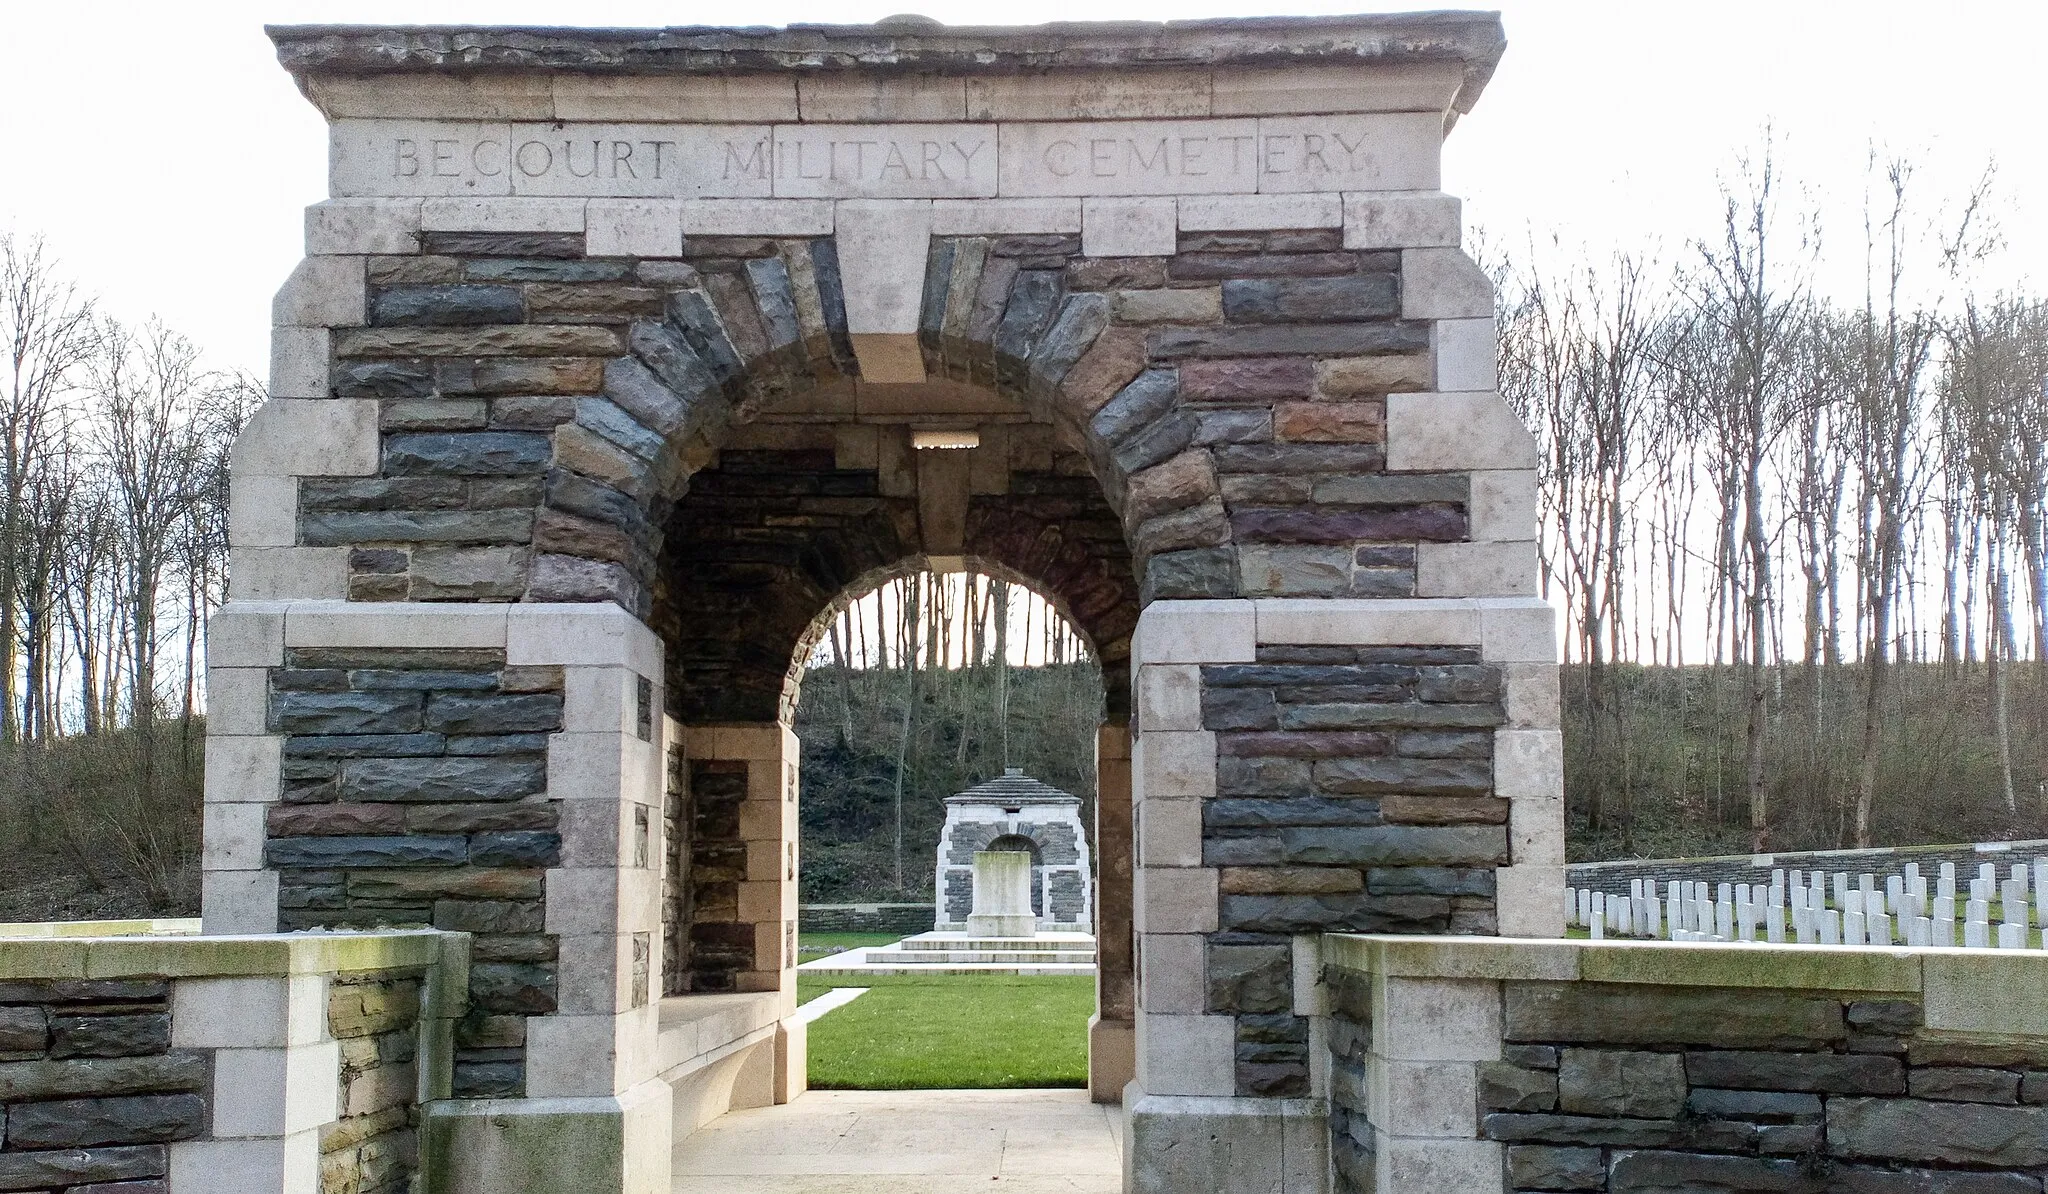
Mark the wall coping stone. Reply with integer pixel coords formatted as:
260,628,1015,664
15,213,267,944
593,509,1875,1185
1327,934,2048,1034
0,917,202,937
0,927,460,984
269,14,1504,115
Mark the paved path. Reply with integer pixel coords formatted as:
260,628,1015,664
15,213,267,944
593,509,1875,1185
672,1088,1122,1193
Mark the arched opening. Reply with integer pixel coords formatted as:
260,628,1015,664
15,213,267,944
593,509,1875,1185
644,358,1142,1113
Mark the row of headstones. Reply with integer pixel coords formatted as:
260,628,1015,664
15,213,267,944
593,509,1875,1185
1564,858,2048,950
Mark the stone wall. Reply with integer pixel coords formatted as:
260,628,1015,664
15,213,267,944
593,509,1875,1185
797,903,936,935
324,970,428,1194
1323,935,2048,1194
0,929,460,1194
263,645,562,1098
0,977,206,1191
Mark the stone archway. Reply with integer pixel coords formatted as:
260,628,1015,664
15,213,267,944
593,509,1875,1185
209,13,1555,1194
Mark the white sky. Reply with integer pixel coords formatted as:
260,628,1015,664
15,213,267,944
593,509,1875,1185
1,1,2042,377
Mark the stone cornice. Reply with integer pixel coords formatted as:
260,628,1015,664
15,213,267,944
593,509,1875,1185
269,12,1506,115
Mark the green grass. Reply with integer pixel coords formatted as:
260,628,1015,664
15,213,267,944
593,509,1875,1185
797,972,1093,1089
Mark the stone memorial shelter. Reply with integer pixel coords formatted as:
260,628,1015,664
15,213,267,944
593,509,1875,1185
1,11,2036,1194
934,769,1093,932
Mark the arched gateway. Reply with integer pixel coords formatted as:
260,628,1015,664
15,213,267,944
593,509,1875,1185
208,13,1557,1192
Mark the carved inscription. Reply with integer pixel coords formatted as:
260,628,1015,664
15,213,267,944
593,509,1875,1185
331,114,1437,199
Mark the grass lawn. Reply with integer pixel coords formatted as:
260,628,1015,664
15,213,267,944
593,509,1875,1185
797,972,1093,1089
797,931,901,962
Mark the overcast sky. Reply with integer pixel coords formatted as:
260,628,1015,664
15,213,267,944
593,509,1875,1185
2,2,2040,378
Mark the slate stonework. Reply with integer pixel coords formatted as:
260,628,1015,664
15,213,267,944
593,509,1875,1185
0,979,205,1192
264,646,562,1098
1206,643,1505,1098
1326,974,2048,1194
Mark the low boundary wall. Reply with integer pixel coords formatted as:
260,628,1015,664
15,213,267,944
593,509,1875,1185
1322,934,2048,1193
0,924,466,1194
798,904,937,936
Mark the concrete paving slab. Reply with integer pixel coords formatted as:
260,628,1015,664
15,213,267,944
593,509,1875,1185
673,1089,1120,1193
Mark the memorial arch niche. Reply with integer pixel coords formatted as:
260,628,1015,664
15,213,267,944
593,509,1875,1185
211,13,1552,1194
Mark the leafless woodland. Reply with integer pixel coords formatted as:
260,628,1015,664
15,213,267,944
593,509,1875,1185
1495,144,2048,858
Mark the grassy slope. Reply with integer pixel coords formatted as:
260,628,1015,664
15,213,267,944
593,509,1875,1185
797,973,1093,1089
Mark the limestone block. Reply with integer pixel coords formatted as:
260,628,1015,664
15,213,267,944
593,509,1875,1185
543,867,628,937
1256,113,1442,195
202,734,283,805
1125,1094,1327,1194
1132,599,1256,664
422,1078,672,1194
208,603,287,668
1401,247,1493,320
773,125,996,199
1211,61,1465,116
550,732,662,810
203,667,269,738
1435,317,1499,392
799,75,967,121
509,602,663,674
1372,976,1502,1062
1375,1134,1502,1194
272,257,367,329
1495,865,1566,938
1253,597,1480,647
1468,470,1538,542
228,475,298,549
285,602,509,649
167,1132,320,1194
835,200,934,383
1135,867,1219,934
1134,730,1218,801
1386,392,1536,472
269,327,330,399
561,666,643,737
968,72,1211,120
1083,198,1177,258
1478,599,1561,663
1139,799,1203,868
587,199,685,258
930,197,1082,235
1502,662,1562,729
997,119,1256,198
199,869,280,935
1135,1012,1236,1097
230,547,348,602
233,398,380,477
1342,192,1462,249
551,74,797,122
1135,664,1203,731
211,1040,343,1136
525,1010,637,1095
1139,933,1206,1015
306,198,422,256
307,73,553,120
1178,193,1341,231
421,197,587,233
1509,791,1566,868
1495,730,1564,801
1416,541,1539,598
201,801,269,873
681,199,834,236
1370,1057,1478,1137
173,975,328,1050
553,933,643,1018
1291,936,1328,1017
